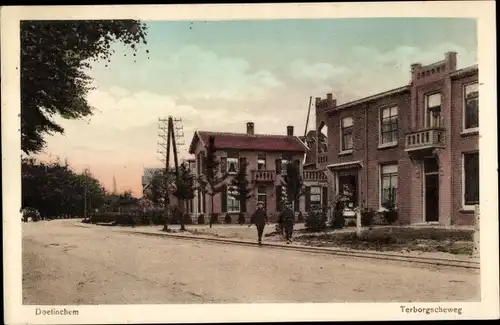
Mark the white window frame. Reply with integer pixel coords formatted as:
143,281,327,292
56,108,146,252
340,116,354,153
379,105,398,147
226,187,240,213
281,159,290,175
463,82,479,133
310,186,322,209
462,151,479,211
379,164,398,211
227,157,239,175
424,93,442,128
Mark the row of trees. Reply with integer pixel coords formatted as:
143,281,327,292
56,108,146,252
21,157,129,219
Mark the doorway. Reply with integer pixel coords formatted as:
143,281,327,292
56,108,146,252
423,157,439,222
337,170,358,208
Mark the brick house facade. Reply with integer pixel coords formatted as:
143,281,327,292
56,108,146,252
188,123,328,221
313,52,479,226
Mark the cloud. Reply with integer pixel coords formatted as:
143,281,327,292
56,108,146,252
92,45,284,102
86,86,198,130
288,43,478,103
290,59,352,82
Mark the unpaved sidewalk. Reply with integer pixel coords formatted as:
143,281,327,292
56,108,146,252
80,222,479,264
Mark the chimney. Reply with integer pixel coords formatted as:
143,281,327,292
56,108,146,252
246,122,255,135
315,97,321,107
445,51,457,71
286,125,294,136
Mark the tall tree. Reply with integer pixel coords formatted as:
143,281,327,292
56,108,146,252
281,161,305,211
21,20,149,154
198,136,229,228
21,158,106,218
172,162,196,231
229,160,253,213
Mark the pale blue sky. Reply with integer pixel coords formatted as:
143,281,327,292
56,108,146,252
41,18,478,195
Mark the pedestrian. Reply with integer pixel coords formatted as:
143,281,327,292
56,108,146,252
278,202,295,244
249,201,268,245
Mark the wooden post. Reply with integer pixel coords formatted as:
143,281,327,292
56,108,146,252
473,204,480,257
356,208,362,238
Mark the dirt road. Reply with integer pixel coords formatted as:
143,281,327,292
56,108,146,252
22,220,480,304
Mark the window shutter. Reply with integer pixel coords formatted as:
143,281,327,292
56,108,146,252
305,186,311,212
275,159,282,174
322,186,328,212
220,157,227,173
276,185,282,210
221,186,227,213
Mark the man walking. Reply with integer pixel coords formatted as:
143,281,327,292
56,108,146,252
249,201,268,245
278,202,295,244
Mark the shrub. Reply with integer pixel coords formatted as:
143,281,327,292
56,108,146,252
331,209,345,229
297,211,304,222
305,211,327,231
381,201,398,224
238,212,246,225
224,213,232,224
361,208,376,227
183,214,193,225
197,214,205,224
210,213,219,224
346,219,356,227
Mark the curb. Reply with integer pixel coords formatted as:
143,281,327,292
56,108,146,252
74,223,480,270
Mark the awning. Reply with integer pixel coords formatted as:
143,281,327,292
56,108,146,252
326,160,363,171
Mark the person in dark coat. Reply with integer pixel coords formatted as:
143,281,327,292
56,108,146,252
278,202,295,244
249,201,268,245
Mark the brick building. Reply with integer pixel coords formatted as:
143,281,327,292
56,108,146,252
312,52,479,226
188,123,328,220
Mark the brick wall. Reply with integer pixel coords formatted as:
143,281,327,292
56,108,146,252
450,73,479,225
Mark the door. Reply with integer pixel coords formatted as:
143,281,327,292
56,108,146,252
337,170,358,208
424,158,439,222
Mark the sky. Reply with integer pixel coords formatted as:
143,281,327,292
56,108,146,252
37,18,478,196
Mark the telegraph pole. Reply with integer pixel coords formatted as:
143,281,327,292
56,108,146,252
158,117,171,231
158,116,185,231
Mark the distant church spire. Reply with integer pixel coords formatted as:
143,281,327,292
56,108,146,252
112,174,117,194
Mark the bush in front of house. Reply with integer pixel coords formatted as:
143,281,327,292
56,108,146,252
238,212,245,225
224,213,232,224
361,208,377,227
305,211,327,231
330,208,345,229
183,214,193,225
197,214,205,224
210,213,219,224
381,201,398,224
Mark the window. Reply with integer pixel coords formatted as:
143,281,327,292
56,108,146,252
257,153,266,170
341,117,353,151
425,93,442,128
281,159,290,175
464,83,479,131
310,186,322,210
227,157,239,174
380,106,398,145
227,186,240,212
380,164,398,208
463,152,479,207
257,187,267,210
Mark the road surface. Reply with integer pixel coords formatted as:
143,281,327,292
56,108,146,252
22,220,480,304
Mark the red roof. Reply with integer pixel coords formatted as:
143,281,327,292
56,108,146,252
189,131,308,153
